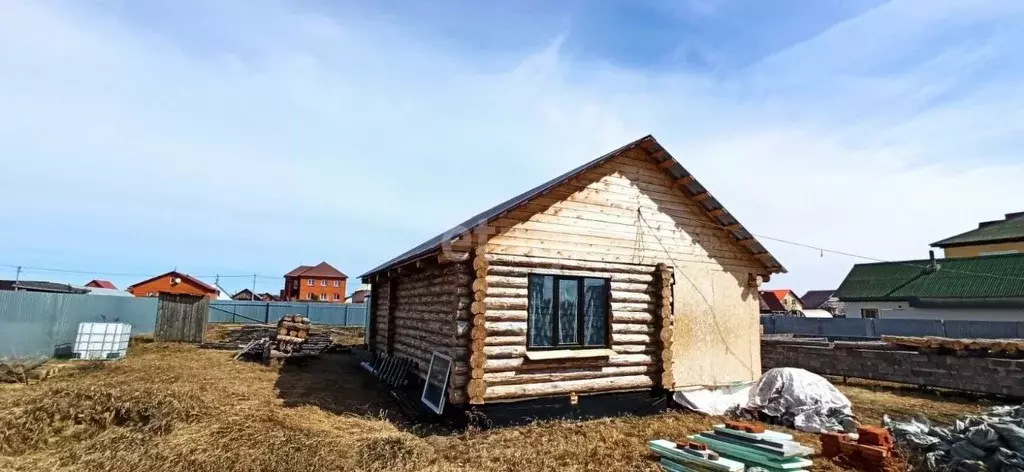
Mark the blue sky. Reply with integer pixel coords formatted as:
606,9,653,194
2,0,1023,296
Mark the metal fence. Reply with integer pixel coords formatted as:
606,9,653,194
761,316,1024,339
208,300,367,326
0,290,158,358
0,290,368,358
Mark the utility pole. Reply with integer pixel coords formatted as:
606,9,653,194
13,265,21,291
252,274,257,299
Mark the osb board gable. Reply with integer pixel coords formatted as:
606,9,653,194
484,150,768,274
671,266,761,387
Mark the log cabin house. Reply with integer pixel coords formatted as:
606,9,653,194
360,135,785,418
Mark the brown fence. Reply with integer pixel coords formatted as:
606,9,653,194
155,293,209,343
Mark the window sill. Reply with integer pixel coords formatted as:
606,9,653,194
525,348,615,361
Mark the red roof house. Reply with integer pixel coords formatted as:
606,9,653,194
85,279,117,290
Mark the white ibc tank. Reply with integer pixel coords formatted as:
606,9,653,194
73,322,132,360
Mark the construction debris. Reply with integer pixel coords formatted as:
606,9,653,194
649,439,745,472
682,421,815,472
882,336,1024,357
885,405,1024,472
0,358,63,384
821,426,899,472
744,368,859,433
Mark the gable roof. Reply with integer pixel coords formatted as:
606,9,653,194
759,291,787,312
127,271,219,294
800,290,835,309
932,212,1024,248
835,253,1024,302
361,135,785,278
285,262,347,278
768,289,801,304
85,279,117,289
0,280,88,294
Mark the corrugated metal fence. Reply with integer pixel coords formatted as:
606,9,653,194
208,300,368,326
0,290,158,358
0,291,368,358
761,316,1024,339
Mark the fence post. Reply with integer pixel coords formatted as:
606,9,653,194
306,303,311,320
265,303,270,324
343,305,349,326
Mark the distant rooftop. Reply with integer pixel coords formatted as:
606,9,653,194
932,212,1024,248
836,253,1024,302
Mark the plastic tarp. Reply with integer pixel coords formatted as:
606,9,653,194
673,383,754,416
886,405,1024,472
744,368,856,434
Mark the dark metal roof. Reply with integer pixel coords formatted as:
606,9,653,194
800,290,835,309
0,280,88,294
361,135,786,278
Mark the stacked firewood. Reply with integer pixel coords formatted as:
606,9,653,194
273,315,311,354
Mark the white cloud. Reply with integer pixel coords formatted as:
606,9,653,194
1,0,1023,294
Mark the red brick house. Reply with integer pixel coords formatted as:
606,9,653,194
127,271,220,299
282,262,348,302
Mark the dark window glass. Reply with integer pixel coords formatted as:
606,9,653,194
583,278,609,346
528,275,554,347
528,274,610,349
558,278,579,344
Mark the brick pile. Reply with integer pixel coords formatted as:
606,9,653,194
821,426,899,472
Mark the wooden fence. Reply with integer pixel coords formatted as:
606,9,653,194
155,293,209,343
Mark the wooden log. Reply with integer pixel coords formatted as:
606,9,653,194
485,335,527,346
482,365,655,386
612,333,653,344
468,379,487,404
484,287,653,303
612,324,655,335
483,353,655,372
483,374,656,401
472,278,488,292
485,321,527,336
485,310,528,322
613,344,657,354
481,275,654,294
484,254,656,274
486,265,656,284
483,345,525,359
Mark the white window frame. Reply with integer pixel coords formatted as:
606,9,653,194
861,308,879,319
321,279,327,286
307,278,313,286
333,280,340,287
334,293,340,301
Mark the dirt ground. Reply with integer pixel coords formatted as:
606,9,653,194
0,332,997,472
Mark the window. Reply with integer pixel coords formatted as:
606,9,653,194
527,274,610,349
334,280,340,287
307,279,313,286
861,308,879,319
306,293,313,300
292,280,298,289
321,279,327,286
334,293,340,301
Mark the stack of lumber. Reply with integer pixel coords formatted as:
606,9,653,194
648,440,744,472
820,426,898,472
882,336,1024,356
688,421,815,472
202,321,334,356
0,359,61,384
272,315,311,354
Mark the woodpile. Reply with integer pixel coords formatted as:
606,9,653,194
0,359,63,384
882,336,1024,357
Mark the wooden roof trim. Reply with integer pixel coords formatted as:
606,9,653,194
637,140,787,274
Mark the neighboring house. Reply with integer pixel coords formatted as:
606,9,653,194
932,211,1024,258
835,251,1024,322
361,135,785,411
232,288,256,301
232,289,278,302
85,279,117,290
282,262,348,302
766,289,803,312
0,280,87,294
126,271,221,299
759,291,788,315
72,285,133,297
801,289,844,317
348,289,370,304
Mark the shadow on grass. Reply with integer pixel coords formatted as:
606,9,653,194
273,351,414,426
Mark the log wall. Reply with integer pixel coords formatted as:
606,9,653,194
372,259,473,404
472,254,665,403
483,147,768,389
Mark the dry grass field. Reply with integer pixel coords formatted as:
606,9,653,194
0,329,995,472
